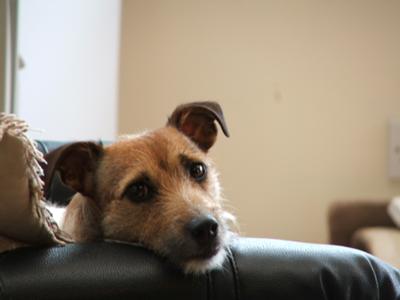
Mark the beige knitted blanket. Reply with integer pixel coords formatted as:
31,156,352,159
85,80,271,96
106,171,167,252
0,113,69,252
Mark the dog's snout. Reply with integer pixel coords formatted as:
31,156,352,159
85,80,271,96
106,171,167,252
187,215,219,245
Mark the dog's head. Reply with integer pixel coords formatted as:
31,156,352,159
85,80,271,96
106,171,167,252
45,102,235,273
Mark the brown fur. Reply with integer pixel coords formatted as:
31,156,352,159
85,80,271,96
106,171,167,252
45,102,234,273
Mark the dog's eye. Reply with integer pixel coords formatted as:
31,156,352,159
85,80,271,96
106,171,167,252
189,162,207,181
125,181,153,203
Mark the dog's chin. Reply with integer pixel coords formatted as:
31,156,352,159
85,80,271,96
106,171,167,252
181,247,227,274
175,230,235,274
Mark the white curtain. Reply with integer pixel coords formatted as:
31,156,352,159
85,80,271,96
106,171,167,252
0,0,18,113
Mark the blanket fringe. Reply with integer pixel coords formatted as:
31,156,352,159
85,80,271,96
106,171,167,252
0,113,70,244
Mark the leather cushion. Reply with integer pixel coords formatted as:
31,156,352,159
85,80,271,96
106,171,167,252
1,238,400,300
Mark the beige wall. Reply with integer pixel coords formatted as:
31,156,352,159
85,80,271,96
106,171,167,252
119,0,400,243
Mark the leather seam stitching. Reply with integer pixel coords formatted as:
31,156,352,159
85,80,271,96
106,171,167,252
363,254,380,300
318,271,329,300
0,265,9,300
206,271,212,300
227,247,241,300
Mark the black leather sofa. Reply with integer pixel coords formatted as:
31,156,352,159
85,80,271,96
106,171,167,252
1,141,399,300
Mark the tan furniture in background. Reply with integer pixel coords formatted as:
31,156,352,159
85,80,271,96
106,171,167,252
328,199,400,269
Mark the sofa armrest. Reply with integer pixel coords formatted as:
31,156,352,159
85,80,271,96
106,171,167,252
1,238,400,300
351,227,400,269
328,199,395,246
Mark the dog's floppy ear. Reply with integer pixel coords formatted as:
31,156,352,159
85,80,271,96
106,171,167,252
43,142,103,199
167,101,230,151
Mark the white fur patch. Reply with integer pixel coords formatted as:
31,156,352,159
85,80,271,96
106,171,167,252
46,206,66,226
183,247,228,274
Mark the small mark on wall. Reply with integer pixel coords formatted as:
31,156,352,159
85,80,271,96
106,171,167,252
273,84,283,103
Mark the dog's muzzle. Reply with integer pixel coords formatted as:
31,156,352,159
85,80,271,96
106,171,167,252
186,215,220,258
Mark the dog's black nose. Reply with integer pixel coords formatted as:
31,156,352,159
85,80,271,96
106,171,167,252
187,215,219,245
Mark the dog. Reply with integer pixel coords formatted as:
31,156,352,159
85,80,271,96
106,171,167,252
44,101,236,273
